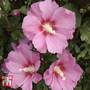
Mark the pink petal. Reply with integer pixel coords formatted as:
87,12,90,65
50,74,62,90
49,62,56,73
7,50,28,65
8,73,26,88
59,50,83,83
32,73,42,84
59,50,83,82
46,33,68,54
60,50,76,67
11,43,17,50
22,15,41,40
59,77,76,90
44,69,53,85
5,61,23,73
21,76,32,90
33,32,47,53
30,52,40,71
56,28,75,39
28,2,42,20
65,64,83,82
1,63,9,73
51,7,75,29
17,43,33,62
19,37,30,45
22,15,41,29
23,30,36,40
16,43,40,71
39,0,59,19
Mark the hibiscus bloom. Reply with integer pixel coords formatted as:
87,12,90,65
44,50,83,90
3,42,42,90
22,0,76,54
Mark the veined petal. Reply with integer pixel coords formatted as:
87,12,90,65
33,32,47,53
39,0,59,19
46,33,68,54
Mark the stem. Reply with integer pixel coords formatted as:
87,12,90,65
4,15,11,32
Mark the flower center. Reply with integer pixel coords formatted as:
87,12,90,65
19,65,35,73
54,66,66,80
42,23,55,34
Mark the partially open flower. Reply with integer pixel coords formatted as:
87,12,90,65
2,42,42,90
44,50,83,90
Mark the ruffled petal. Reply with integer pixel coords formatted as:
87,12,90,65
28,2,42,20
21,76,32,90
65,64,83,82
33,32,47,53
39,0,59,19
46,33,68,54
51,7,76,29
8,73,26,88
17,43,41,71
32,73,42,84
50,75,62,90
5,61,23,73
44,69,53,85
59,77,76,90
22,15,41,40
7,50,28,65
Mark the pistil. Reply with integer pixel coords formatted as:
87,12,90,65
54,66,66,80
19,65,35,73
42,23,55,34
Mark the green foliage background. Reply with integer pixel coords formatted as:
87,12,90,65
0,0,90,90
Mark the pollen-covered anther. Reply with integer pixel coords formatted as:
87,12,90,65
19,65,35,73
42,23,56,34
54,66,66,80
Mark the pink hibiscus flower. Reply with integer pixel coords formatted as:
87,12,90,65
3,42,42,90
22,0,76,54
44,50,83,90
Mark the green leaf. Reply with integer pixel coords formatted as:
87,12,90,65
75,86,82,90
36,81,49,90
76,12,82,28
19,6,27,15
80,20,90,44
64,3,76,11
77,49,87,59
11,30,22,41
62,0,68,3
0,47,3,57
3,0,11,13
38,53,57,74
0,56,3,60
43,53,57,62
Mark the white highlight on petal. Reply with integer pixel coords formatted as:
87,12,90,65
65,9,71,14
19,65,35,73
54,66,66,80
43,23,55,34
